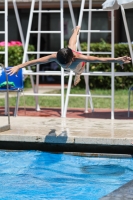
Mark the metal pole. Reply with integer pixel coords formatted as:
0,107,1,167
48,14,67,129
67,0,81,51
5,66,10,126
61,0,64,117
63,70,73,117
13,0,36,107
121,5,133,63
4,0,8,115
77,0,85,51
85,0,92,113
35,0,42,111
22,0,35,64
111,10,115,120
0,63,10,128
13,0,25,46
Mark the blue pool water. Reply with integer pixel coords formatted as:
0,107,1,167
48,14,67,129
0,150,133,200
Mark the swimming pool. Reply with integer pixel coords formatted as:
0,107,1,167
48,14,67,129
0,150,133,200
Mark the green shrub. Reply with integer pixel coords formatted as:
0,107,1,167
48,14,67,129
0,45,35,66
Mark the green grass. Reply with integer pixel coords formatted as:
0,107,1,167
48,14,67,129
0,88,132,109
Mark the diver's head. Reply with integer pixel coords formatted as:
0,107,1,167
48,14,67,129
57,47,74,64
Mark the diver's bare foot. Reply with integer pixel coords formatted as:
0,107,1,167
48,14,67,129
72,26,80,35
75,26,80,35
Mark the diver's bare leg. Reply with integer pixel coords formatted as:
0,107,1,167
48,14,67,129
68,26,80,51
68,26,83,86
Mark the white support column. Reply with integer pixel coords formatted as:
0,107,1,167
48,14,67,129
13,0,25,46
111,10,115,120
4,0,8,115
13,0,36,109
63,70,73,117
67,0,76,27
22,0,35,64
85,0,92,113
76,0,93,113
5,0,8,68
67,0,81,51
78,0,85,32
35,0,42,111
60,0,64,117
13,0,35,89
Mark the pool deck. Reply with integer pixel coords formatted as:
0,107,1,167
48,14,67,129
0,84,132,152
0,107,133,154
101,180,133,199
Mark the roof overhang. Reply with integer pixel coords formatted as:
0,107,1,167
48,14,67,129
0,0,105,9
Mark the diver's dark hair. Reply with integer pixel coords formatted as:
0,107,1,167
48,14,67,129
57,47,73,64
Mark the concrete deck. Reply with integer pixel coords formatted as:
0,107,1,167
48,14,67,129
0,84,133,152
0,115,133,154
101,180,133,199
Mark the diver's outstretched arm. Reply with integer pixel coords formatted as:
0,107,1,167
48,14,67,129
7,53,57,75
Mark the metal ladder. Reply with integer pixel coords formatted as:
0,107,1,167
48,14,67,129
22,0,64,116
0,0,8,67
0,0,10,130
63,0,115,119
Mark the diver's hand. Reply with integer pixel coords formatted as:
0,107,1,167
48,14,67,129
6,66,19,76
116,56,131,69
